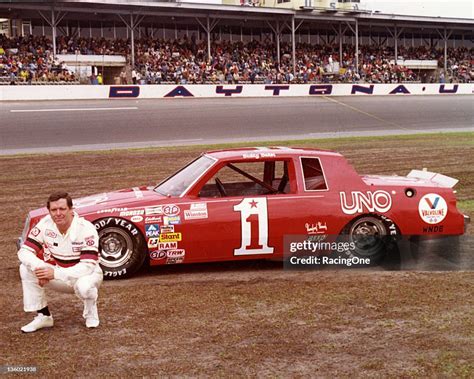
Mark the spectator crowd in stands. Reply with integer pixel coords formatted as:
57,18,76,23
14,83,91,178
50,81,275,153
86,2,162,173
1,34,472,84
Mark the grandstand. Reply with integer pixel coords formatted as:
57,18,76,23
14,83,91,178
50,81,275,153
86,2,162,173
0,0,472,85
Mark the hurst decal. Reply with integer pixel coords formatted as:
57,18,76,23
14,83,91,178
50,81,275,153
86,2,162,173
340,190,392,215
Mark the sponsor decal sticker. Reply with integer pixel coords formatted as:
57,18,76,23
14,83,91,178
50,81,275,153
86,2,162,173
166,249,185,258
163,204,180,216
149,250,166,261
340,190,392,215
131,215,143,223
158,242,178,250
159,233,182,242
164,215,181,225
145,206,163,216
120,209,144,217
147,238,159,248
166,257,184,264
97,207,128,214
30,227,40,237
190,203,207,211
418,194,448,224
145,216,162,223
145,224,160,237
184,209,208,220
305,222,328,235
160,225,175,234
45,229,57,238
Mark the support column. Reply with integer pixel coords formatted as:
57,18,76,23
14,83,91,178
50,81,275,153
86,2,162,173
38,8,67,58
118,13,145,68
196,16,219,63
436,27,453,75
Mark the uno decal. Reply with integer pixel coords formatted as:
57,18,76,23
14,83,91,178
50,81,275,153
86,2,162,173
109,86,140,98
418,194,448,224
233,197,274,256
340,190,392,215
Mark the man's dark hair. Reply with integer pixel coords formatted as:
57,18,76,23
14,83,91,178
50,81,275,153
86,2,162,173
47,191,73,209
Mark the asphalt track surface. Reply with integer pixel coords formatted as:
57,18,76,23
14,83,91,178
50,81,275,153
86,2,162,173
1,95,473,154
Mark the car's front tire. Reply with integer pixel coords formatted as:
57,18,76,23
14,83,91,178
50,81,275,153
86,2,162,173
94,218,146,279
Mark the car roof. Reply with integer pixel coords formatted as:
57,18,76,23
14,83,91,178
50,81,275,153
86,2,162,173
204,146,342,160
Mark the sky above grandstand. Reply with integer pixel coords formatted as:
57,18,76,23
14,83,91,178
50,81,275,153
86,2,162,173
365,0,473,18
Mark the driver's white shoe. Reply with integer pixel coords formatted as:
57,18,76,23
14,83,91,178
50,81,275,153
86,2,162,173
21,314,54,333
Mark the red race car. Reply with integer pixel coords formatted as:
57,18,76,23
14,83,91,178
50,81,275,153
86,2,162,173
18,147,469,278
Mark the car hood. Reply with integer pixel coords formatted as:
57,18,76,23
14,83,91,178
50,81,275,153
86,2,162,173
73,186,166,210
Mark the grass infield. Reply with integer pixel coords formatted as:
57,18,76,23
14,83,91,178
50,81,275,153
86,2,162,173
1,132,473,377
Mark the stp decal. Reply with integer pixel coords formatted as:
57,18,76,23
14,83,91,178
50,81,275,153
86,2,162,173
340,190,392,215
418,194,448,224
162,204,180,216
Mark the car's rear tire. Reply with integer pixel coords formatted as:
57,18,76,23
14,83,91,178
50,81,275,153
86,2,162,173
342,215,398,264
94,218,146,279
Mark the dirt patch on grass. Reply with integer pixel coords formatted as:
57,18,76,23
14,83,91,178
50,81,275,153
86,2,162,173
1,133,473,377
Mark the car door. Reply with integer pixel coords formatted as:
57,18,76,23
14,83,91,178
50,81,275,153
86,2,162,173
179,158,298,262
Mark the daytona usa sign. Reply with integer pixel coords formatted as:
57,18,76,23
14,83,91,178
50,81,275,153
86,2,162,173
108,84,469,99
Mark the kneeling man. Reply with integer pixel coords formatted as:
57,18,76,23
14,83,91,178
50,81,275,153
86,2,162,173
18,191,103,332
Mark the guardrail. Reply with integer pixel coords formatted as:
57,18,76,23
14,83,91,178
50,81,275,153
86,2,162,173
0,83,472,101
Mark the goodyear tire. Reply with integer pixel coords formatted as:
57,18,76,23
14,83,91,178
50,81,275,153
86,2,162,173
342,215,398,264
94,218,146,279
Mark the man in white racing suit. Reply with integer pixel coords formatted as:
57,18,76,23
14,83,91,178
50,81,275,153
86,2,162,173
18,192,103,332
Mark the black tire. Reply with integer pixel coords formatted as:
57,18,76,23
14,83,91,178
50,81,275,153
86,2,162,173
342,215,398,263
94,217,146,279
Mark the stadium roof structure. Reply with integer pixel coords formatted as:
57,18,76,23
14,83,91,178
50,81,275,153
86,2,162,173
0,0,472,73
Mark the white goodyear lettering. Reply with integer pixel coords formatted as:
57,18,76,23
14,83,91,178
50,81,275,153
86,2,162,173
418,194,448,224
233,197,274,256
340,190,392,215
159,233,182,242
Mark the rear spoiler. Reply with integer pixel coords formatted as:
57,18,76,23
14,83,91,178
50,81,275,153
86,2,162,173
407,169,458,188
